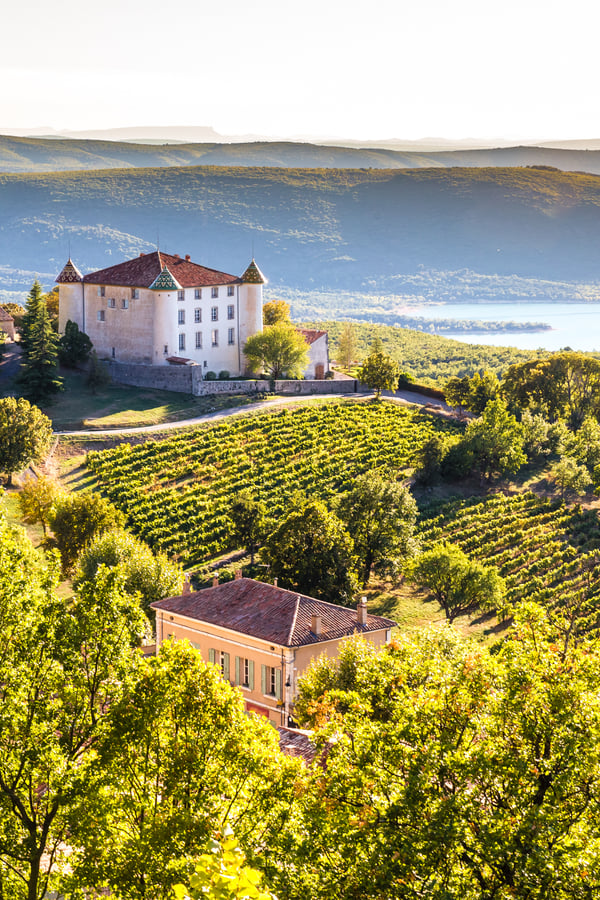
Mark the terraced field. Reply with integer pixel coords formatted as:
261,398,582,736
86,399,460,565
419,492,600,632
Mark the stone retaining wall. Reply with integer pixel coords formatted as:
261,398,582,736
106,361,362,397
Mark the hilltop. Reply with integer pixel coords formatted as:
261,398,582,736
3,165,600,299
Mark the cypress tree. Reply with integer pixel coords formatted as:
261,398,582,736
17,289,62,404
19,280,44,358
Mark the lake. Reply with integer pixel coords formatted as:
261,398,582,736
408,301,600,352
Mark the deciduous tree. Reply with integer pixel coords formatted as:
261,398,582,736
464,396,526,482
337,472,417,585
261,497,358,604
0,397,53,485
50,492,125,573
226,491,269,566
336,322,359,369
243,323,309,384
262,299,290,325
17,474,63,535
357,340,399,397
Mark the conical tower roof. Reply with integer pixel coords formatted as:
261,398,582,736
241,259,266,284
149,266,183,291
56,258,83,283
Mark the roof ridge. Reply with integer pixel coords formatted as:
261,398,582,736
287,594,301,645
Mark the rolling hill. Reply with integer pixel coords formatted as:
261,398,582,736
2,165,600,300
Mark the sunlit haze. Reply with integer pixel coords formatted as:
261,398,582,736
3,0,600,142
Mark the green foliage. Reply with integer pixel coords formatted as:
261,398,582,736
226,491,269,566
502,352,600,427
414,433,449,484
17,474,63,536
68,641,299,899
1,301,24,330
445,370,498,413
205,370,217,381
337,472,418,585
74,528,183,618
243,323,309,382
357,341,399,397
262,298,290,326
17,283,62,403
50,492,125,573
464,397,526,481
174,830,277,900
218,370,230,380
261,497,358,605
551,456,592,499
335,322,359,369
58,319,92,367
407,542,506,622
0,397,53,485
86,349,110,393
86,400,459,565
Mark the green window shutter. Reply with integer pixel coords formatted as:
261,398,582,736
222,653,230,680
208,648,216,665
275,668,282,701
248,660,255,691
235,656,241,686
261,664,267,695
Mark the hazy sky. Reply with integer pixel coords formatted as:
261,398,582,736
3,0,599,140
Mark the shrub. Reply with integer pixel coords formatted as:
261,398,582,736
218,370,230,380
204,371,217,381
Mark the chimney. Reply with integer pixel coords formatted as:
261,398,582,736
139,252,145,257
174,253,180,259
273,577,278,587
234,569,242,580
357,596,368,626
182,574,191,595
310,614,322,636
185,254,191,261
212,575,219,587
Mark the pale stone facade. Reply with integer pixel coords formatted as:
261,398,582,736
57,252,265,377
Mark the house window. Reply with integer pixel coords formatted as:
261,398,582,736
211,287,219,299
194,308,201,323
211,329,218,347
177,290,185,301
227,304,235,320
179,333,186,351
211,307,218,321
97,310,105,322
208,648,230,679
131,289,140,299
261,664,281,698
228,328,235,345
195,331,202,349
178,309,185,325
235,656,254,689
108,298,116,308
121,298,129,309
227,285,235,297
194,288,202,299
98,286,105,297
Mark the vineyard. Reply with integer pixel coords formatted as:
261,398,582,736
419,492,600,632
86,399,460,565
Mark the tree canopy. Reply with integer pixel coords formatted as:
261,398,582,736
357,340,399,397
262,299,290,326
50,492,125,573
243,322,309,382
58,319,92,368
17,281,62,403
0,397,53,485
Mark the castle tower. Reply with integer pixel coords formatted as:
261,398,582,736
238,259,266,369
149,265,182,363
56,258,84,333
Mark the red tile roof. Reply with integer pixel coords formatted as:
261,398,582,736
297,328,327,345
151,578,396,647
277,726,316,764
81,251,240,288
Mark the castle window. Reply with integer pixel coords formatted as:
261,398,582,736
131,289,140,299
228,328,235,345
211,287,219,299
121,298,129,309
177,290,185,301
108,298,116,308
227,304,234,320
195,331,202,349
211,329,218,347
211,307,218,322
204,360,208,367
179,334,186,352
178,309,185,325
194,288,202,299
111,347,116,358
164,345,168,355
194,308,201,323
227,285,235,297
98,286,105,298
97,311,105,322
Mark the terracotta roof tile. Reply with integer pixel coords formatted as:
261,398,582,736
277,726,316,764
81,251,241,289
297,328,327,345
151,578,396,647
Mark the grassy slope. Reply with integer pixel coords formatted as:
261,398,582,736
4,166,600,294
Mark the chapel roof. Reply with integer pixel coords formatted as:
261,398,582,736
80,251,241,288
297,328,327,345
151,578,396,648
241,259,267,284
55,258,83,284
